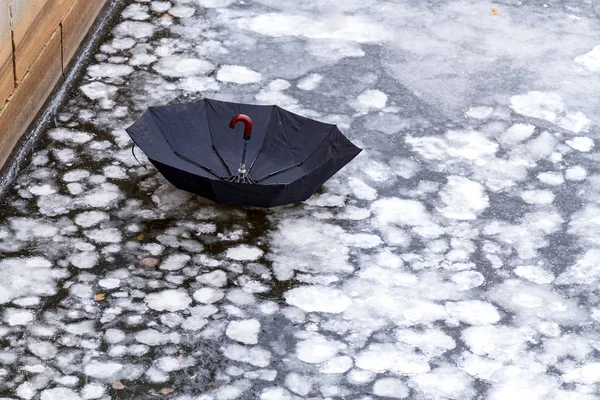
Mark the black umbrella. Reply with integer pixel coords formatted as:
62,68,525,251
125,99,362,207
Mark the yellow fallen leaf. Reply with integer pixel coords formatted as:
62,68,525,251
137,234,145,241
94,293,106,301
112,381,125,390
491,7,499,14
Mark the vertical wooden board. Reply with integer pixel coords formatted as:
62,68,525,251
61,0,107,67
10,0,47,46
0,0,13,107
0,29,62,168
12,0,72,82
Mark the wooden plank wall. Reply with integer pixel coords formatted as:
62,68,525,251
0,0,107,168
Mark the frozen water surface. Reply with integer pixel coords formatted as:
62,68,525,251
1,0,600,398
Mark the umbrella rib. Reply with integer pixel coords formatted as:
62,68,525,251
211,145,234,176
205,100,234,177
254,162,303,182
174,151,226,179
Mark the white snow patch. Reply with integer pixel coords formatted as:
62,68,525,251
145,289,192,311
130,53,157,66
520,190,554,205
198,0,236,7
169,5,195,18
81,82,117,100
341,233,382,248
99,278,121,289
566,136,594,152
179,76,219,92
50,128,93,144
103,165,127,179
113,21,155,38
223,344,271,367
16,382,36,400
285,286,351,313
297,74,323,91
84,361,123,380
285,372,312,396
29,184,56,196
500,123,535,145
355,89,387,111
563,363,600,384
105,329,126,344
373,378,409,399
4,309,34,326
154,56,213,77
411,366,475,400
123,3,150,20
70,251,99,269
80,184,122,207
319,356,353,374
565,166,587,181
88,63,133,78
407,129,498,164
0,257,64,305
197,270,227,287
216,65,261,84
226,245,263,261
537,172,564,186
40,388,80,400
437,177,489,220
348,177,377,200
135,329,180,346
63,170,90,182
75,211,109,227
28,340,57,360
160,253,191,271
193,287,224,304
445,300,501,325
226,319,261,344
85,228,122,243
396,329,456,357
514,265,554,284
558,111,591,133
13,296,40,307
236,13,391,43
465,106,493,119
296,336,344,364
356,343,430,374
82,383,105,399
151,2,171,13
510,91,564,123
575,45,600,72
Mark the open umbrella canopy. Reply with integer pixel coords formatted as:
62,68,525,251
125,99,362,207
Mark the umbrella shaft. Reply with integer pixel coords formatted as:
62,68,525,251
241,141,249,167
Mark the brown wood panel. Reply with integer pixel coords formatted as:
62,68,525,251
61,0,107,67
12,0,72,82
0,28,62,168
0,0,13,107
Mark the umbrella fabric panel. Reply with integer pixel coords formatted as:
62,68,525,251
153,161,287,207
147,102,231,179
210,179,286,207
268,149,360,207
153,160,218,200
126,112,219,180
258,126,361,185
247,106,337,182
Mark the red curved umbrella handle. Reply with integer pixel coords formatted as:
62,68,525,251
230,114,252,140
